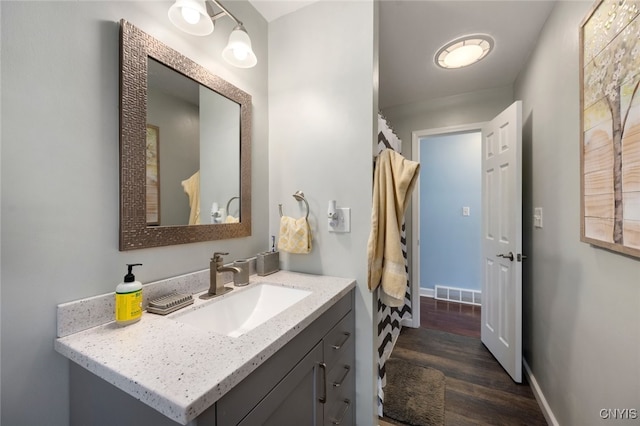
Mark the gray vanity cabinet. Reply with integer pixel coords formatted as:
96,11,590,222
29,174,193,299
68,289,355,426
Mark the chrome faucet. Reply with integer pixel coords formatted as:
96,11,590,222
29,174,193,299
201,252,241,300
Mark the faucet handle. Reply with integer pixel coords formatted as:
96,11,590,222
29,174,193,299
212,252,229,262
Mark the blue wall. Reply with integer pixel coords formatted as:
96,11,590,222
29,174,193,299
420,132,481,291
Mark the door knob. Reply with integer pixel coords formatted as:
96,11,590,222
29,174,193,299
497,252,514,261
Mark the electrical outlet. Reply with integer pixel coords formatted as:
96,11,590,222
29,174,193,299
329,208,351,233
462,206,470,216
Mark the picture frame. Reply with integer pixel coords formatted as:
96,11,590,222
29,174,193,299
580,0,640,258
146,124,160,226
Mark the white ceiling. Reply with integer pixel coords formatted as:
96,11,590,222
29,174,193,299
248,0,557,109
248,0,320,22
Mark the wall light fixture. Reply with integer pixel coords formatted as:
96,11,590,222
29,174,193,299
168,0,257,68
435,34,494,69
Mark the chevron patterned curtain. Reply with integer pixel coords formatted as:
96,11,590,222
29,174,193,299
375,113,413,416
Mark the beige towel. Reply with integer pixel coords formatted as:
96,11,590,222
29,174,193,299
181,171,200,225
367,149,420,307
278,216,312,254
225,215,239,223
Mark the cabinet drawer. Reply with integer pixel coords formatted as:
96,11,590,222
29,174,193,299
324,375,354,426
325,397,353,426
323,310,355,367
325,337,354,405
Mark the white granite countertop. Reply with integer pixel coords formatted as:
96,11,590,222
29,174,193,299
55,270,355,425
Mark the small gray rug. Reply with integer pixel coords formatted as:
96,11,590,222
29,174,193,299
384,357,446,426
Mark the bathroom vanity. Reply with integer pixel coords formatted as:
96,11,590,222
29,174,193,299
56,271,355,425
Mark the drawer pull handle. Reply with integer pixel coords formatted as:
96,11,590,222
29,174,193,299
331,332,351,350
332,365,351,387
332,399,351,425
318,362,327,403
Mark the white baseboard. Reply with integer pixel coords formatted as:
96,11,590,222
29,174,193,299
523,358,559,426
419,288,434,298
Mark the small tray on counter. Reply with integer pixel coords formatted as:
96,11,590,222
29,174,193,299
147,292,194,315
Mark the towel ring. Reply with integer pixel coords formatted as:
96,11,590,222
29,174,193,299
279,190,309,219
226,196,239,215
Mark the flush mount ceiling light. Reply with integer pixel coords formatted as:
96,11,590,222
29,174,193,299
435,34,494,69
168,0,257,68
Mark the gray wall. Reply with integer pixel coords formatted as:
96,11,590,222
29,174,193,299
148,88,199,226
200,88,241,223
383,84,514,156
515,2,640,424
268,1,378,423
0,1,268,424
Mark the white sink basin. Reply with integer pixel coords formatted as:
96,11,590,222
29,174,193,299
171,284,312,337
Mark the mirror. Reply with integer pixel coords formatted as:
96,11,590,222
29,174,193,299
146,59,241,226
119,20,251,250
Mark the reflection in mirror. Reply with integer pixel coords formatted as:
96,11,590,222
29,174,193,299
119,20,251,250
146,59,240,226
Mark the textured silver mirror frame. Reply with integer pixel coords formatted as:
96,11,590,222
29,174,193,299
119,19,251,250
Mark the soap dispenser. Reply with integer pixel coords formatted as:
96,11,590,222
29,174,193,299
115,263,143,326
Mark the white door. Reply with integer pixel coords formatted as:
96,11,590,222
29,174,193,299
481,100,523,383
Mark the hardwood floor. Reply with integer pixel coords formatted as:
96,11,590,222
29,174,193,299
381,297,547,426
420,297,482,338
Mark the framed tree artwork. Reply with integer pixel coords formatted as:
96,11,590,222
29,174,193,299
146,124,160,226
580,0,640,258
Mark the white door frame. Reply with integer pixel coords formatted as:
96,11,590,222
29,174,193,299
410,122,486,326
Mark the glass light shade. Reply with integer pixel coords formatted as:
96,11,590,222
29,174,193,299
168,0,214,36
435,35,494,69
181,7,201,25
222,25,257,68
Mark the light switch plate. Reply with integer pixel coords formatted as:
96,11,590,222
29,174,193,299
534,207,543,228
462,206,470,216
